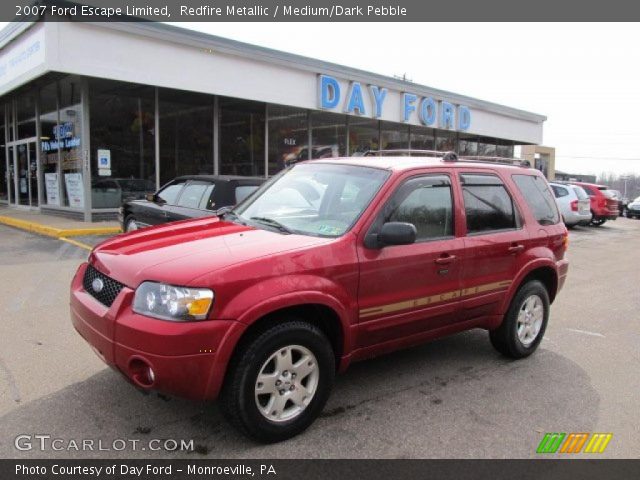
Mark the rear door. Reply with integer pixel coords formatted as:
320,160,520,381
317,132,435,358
356,171,465,347
457,171,530,321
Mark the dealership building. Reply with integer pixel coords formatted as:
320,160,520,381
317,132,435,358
0,20,548,221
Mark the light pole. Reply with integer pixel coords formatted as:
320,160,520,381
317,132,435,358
620,175,631,199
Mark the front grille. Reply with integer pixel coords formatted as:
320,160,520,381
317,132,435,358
83,264,124,307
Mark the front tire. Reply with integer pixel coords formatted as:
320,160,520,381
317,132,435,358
220,320,335,443
489,280,550,359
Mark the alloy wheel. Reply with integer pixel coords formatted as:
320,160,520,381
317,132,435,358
254,345,319,423
516,294,544,347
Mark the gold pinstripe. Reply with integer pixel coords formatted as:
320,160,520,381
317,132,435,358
359,280,512,319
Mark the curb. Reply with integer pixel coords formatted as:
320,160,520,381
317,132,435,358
0,215,122,238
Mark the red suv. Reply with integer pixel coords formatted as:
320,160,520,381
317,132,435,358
570,181,619,226
71,153,569,442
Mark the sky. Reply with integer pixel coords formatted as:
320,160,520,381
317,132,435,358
165,22,640,178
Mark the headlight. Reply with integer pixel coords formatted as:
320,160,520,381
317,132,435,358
133,282,214,321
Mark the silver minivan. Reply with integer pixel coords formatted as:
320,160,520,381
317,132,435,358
549,182,592,227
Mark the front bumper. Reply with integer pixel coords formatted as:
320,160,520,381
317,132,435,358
70,263,244,401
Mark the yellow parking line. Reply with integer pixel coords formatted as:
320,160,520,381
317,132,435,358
58,237,93,251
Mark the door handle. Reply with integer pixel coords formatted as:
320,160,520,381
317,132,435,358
508,244,525,254
434,254,456,265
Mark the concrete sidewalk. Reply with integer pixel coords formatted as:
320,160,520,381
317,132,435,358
0,206,121,238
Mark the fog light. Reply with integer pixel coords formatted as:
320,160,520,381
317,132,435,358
129,357,155,387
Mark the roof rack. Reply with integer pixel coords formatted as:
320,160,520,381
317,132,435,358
364,149,445,157
363,149,532,168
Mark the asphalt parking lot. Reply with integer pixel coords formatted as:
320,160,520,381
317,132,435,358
0,219,639,459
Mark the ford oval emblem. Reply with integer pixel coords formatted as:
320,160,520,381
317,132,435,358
92,278,104,293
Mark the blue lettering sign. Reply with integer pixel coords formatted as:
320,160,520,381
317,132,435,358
319,75,341,109
419,97,437,126
440,101,454,129
369,85,387,118
458,105,471,130
345,82,366,115
403,93,417,122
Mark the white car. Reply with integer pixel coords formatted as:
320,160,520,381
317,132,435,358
549,182,592,227
626,196,640,219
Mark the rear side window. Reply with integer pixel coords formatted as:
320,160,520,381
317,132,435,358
176,182,211,209
199,184,216,210
386,175,454,241
461,174,517,234
572,186,589,200
551,185,569,198
512,175,560,226
157,180,186,204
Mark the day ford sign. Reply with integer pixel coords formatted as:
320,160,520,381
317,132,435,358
318,74,471,131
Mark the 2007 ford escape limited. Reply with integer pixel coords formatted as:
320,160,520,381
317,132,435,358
71,152,569,442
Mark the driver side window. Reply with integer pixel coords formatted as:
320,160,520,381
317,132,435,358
385,175,454,242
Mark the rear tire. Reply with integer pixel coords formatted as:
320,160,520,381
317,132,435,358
489,280,550,359
591,217,606,226
220,319,335,443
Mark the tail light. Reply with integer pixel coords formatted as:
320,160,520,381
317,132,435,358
562,232,569,250
570,200,578,211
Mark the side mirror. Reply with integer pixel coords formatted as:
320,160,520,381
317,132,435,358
146,193,157,203
370,222,417,248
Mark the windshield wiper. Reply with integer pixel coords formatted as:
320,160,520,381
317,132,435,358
249,216,293,234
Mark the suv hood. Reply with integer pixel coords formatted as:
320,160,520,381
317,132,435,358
90,217,331,288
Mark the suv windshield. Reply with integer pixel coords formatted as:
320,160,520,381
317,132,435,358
234,163,389,237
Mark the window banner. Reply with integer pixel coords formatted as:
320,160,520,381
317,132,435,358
44,173,60,206
64,172,85,209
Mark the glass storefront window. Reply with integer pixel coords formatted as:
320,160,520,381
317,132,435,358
435,130,457,152
310,111,346,159
58,77,84,208
349,118,379,156
267,105,308,175
0,104,7,201
496,139,514,158
39,81,61,206
16,93,36,139
478,137,497,157
458,133,478,157
159,89,213,184
409,125,435,150
380,121,409,150
90,79,155,209
219,97,265,177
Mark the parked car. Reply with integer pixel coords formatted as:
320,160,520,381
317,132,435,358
607,190,628,216
118,175,265,232
72,154,569,442
92,178,156,209
549,182,591,228
569,181,619,226
626,196,640,218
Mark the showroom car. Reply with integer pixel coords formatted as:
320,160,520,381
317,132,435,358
118,175,265,232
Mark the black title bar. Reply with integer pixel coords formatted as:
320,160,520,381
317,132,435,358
3,0,640,22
